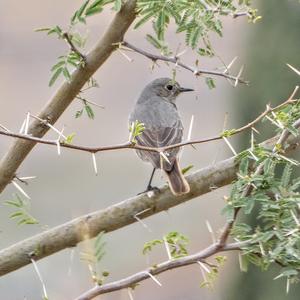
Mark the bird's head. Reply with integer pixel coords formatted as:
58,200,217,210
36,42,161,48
146,77,194,102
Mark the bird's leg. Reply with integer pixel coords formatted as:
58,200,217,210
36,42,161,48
138,168,160,195
146,168,157,191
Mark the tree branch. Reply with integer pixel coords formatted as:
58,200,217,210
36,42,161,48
0,0,137,194
0,90,297,155
0,132,299,277
122,41,249,84
75,241,245,300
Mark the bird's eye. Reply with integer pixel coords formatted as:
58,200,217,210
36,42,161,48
166,84,173,91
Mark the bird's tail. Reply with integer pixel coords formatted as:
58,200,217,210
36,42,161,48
165,159,190,196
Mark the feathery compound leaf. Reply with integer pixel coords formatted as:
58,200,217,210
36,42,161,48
129,120,145,143
281,164,293,188
5,194,38,226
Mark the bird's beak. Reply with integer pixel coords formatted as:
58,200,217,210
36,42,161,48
179,87,194,93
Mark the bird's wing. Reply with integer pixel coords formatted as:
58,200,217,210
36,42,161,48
136,121,183,171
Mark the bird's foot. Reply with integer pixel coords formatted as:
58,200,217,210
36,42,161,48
138,185,160,196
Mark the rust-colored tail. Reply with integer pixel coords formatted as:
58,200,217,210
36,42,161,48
165,159,190,196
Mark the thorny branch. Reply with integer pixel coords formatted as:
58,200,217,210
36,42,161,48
0,87,298,156
75,241,245,300
121,41,249,84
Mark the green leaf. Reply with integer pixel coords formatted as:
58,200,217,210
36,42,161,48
9,211,23,219
49,67,63,86
85,6,104,16
114,0,122,12
182,165,194,175
75,109,83,118
205,77,216,89
51,60,66,71
85,104,95,119
134,11,155,29
65,133,76,144
143,239,163,255
62,67,71,82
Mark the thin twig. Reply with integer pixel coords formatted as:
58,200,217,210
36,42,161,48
62,32,86,63
74,241,245,300
76,96,105,109
122,41,249,84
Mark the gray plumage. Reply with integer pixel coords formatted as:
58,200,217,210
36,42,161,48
129,78,193,195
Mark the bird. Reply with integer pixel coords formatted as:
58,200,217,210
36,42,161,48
129,77,193,196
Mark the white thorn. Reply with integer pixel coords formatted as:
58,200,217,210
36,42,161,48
24,112,30,135
30,114,67,139
68,248,75,276
205,220,216,243
251,127,260,134
160,152,171,165
0,124,10,132
30,258,48,300
259,242,265,256
248,150,259,161
187,115,194,141
287,63,300,76
265,115,284,129
18,176,36,181
19,119,26,134
224,56,238,73
127,288,134,300
176,48,187,57
118,49,133,62
163,237,172,260
287,278,290,294
12,181,31,199
56,140,61,156
92,153,98,175
234,65,244,87
222,137,237,156
146,272,162,286
199,263,207,282
197,261,211,273
134,214,152,232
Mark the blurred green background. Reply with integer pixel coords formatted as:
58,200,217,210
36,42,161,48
0,1,299,299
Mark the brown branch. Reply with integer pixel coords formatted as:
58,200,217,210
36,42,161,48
0,132,299,278
75,241,245,300
0,89,298,156
122,41,249,84
0,0,137,194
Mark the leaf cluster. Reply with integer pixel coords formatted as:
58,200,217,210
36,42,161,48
222,100,300,287
80,232,109,285
5,194,38,226
135,0,257,54
143,231,189,259
129,120,145,144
